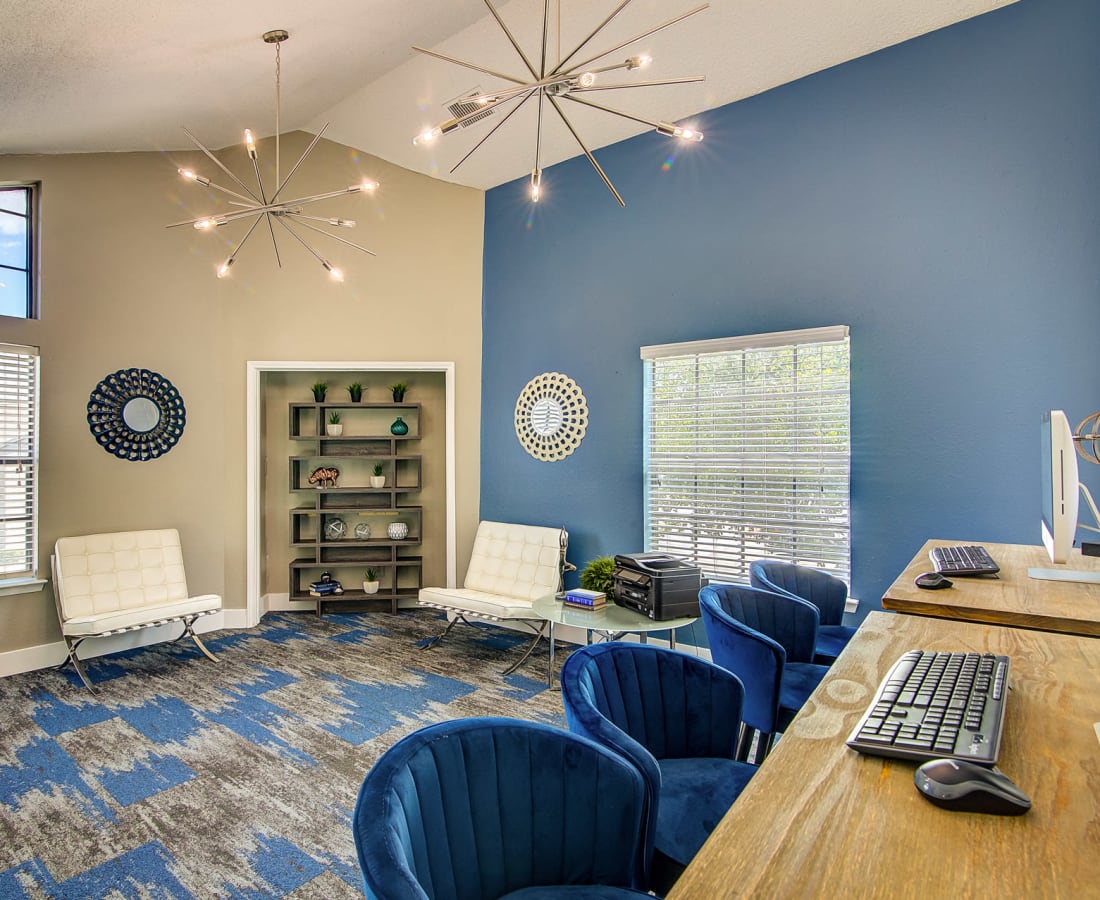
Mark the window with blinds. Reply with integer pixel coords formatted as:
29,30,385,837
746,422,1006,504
642,326,851,585
0,344,40,580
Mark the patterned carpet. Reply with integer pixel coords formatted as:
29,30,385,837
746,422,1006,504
0,610,566,898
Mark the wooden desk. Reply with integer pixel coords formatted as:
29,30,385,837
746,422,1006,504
882,540,1100,637
669,612,1100,899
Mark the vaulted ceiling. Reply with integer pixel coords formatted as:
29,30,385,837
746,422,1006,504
0,0,1016,190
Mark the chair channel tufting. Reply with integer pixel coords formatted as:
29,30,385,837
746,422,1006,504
560,643,758,889
354,717,651,899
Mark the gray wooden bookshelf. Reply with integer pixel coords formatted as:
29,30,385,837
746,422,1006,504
288,401,424,615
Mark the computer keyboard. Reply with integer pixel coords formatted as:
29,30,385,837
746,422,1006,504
929,544,1000,576
846,649,1009,764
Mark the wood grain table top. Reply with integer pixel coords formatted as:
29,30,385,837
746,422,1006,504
881,540,1100,636
668,611,1100,900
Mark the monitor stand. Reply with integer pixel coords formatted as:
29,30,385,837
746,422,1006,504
1028,567,1100,585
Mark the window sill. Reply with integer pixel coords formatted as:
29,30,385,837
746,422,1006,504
0,578,47,597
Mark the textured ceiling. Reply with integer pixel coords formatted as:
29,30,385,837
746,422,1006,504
0,0,1017,190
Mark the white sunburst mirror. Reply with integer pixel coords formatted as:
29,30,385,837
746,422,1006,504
514,372,589,461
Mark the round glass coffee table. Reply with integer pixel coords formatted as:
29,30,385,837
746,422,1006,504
532,593,701,688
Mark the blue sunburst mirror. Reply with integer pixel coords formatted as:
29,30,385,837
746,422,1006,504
87,368,186,462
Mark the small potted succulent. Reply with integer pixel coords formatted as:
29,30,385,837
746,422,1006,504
347,382,364,403
326,411,343,436
362,568,380,595
311,382,328,402
370,463,385,488
390,381,407,403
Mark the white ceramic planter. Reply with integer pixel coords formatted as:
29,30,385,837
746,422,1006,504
369,475,385,488
362,581,380,594
326,423,344,436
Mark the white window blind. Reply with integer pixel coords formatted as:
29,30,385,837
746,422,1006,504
642,326,851,585
0,343,40,579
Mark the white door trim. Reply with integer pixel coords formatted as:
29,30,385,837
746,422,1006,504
245,360,457,627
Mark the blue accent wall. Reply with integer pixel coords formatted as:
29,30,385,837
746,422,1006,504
481,0,1100,622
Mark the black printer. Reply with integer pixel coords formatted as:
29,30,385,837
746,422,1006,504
612,553,702,621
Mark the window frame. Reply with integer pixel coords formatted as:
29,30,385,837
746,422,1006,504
641,325,852,586
0,183,39,320
0,343,42,589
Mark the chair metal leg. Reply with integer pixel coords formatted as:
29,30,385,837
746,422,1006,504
184,618,219,662
172,616,219,662
421,613,467,649
501,622,548,676
750,731,777,765
735,723,756,761
60,637,98,693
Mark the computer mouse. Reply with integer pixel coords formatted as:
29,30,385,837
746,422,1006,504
915,572,953,590
914,758,1031,815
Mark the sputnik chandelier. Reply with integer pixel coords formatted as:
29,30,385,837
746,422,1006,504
169,30,376,281
412,0,708,206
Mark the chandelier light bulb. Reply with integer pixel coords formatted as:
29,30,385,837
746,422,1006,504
217,259,234,278
657,121,704,142
193,218,216,230
244,129,257,159
329,218,356,228
413,126,442,147
530,169,542,203
627,55,652,70
323,262,344,282
178,168,211,186
358,180,378,193
578,72,597,88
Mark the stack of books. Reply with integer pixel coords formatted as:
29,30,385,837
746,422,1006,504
309,579,344,597
563,589,607,610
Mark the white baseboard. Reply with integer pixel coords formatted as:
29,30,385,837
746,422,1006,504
0,610,234,678
263,593,422,615
264,592,315,614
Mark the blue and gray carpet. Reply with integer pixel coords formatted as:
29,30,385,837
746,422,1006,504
0,610,565,898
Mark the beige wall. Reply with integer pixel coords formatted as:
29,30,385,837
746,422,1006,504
0,132,484,655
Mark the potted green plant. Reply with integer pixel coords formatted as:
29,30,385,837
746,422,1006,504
347,382,363,403
390,381,407,402
580,555,616,599
370,463,385,488
311,382,328,402
326,411,343,436
362,568,380,594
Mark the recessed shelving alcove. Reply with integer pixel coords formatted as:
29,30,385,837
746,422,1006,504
245,361,456,627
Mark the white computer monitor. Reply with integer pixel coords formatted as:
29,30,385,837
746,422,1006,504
1040,409,1079,564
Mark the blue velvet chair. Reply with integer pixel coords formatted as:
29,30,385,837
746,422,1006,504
353,717,651,899
559,643,757,889
748,560,857,663
698,584,829,763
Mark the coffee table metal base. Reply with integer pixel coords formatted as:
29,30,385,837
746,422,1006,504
531,594,700,688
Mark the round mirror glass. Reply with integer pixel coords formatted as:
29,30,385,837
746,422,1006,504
122,397,161,433
530,397,564,436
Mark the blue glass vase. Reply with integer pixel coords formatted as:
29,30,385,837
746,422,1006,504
390,416,409,436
